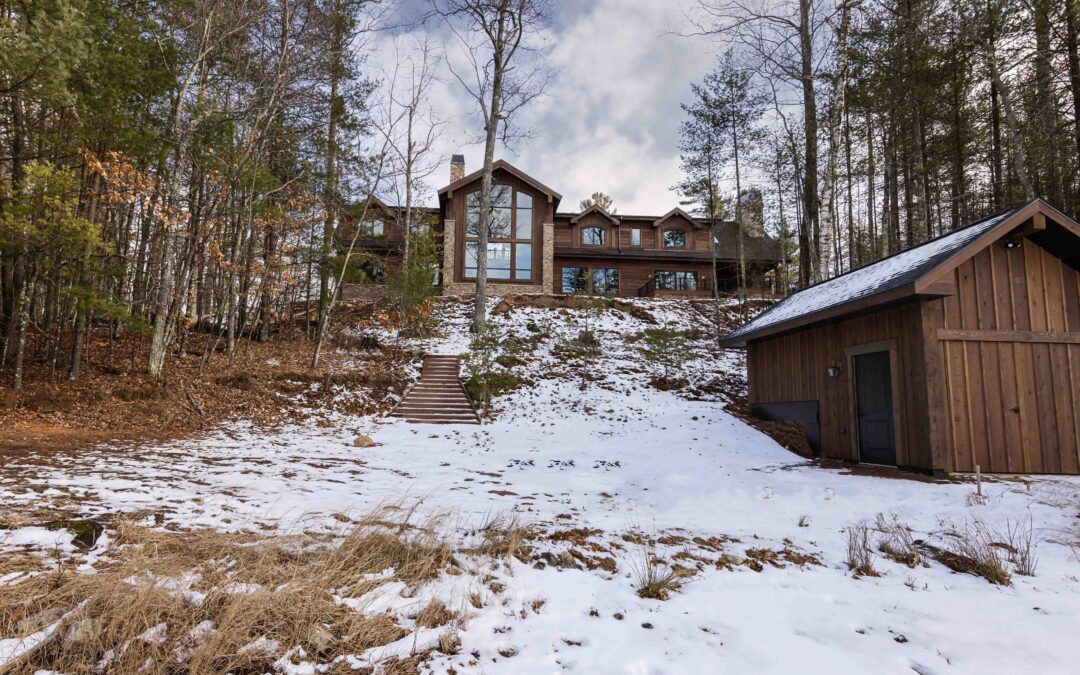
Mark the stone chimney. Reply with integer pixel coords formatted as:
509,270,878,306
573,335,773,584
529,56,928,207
450,154,465,183
739,187,765,237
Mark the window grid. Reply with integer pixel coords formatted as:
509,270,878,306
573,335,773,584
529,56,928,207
464,185,534,281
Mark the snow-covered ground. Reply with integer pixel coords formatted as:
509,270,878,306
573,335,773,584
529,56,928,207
2,297,1080,674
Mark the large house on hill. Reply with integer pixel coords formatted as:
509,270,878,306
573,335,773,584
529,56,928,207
343,157,784,298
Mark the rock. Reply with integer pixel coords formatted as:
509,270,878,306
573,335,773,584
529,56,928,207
533,561,547,570
717,554,744,568
352,435,377,448
641,622,654,630
45,519,103,549
64,618,98,645
555,552,582,570
307,624,336,654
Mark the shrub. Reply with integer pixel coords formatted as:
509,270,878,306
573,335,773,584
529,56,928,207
938,518,1011,586
1003,517,1039,577
845,521,879,577
638,323,690,384
632,548,679,601
874,513,922,567
384,229,441,336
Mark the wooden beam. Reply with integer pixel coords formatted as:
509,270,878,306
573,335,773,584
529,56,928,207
917,280,957,296
937,328,1080,344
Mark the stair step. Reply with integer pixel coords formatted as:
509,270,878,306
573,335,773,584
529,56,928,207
387,353,479,425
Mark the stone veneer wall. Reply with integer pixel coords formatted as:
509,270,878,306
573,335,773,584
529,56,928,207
541,222,554,294
438,219,554,296
442,219,456,289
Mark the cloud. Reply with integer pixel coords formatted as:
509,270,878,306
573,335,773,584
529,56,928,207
370,0,715,214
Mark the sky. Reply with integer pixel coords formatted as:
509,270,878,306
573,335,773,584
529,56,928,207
370,0,720,215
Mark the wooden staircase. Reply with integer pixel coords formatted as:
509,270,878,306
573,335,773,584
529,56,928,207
390,354,481,425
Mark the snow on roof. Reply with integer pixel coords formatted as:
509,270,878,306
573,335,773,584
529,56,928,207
725,205,1023,342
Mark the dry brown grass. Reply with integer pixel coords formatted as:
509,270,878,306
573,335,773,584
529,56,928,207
631,548,679,601
845,521,880,577
875,513,923,568
937,518,1012,586
0,506,455,673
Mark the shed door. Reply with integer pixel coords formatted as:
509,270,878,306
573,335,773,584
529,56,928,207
854,351,896,466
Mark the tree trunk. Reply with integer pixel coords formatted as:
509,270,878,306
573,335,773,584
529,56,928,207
817,0,851,280
987,52,1034,200
1068,1,1080,207
799,0,817,287
1033,0,1062,206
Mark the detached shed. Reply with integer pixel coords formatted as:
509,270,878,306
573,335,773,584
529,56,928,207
719,199,1080,476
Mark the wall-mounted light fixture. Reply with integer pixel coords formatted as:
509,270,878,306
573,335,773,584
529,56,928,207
827,363,841,377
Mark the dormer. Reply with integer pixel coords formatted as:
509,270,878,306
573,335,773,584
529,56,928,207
653,207,702,250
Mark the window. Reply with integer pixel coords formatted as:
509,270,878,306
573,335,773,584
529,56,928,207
582,227,605,246
563,267,618,295
592,268,619,296
465,242,512,279
562,267,589,294
360,219,385,237
631,228,641,247
463,185,534,281
514,243,532,280
663,229,686,248
654,270,697,291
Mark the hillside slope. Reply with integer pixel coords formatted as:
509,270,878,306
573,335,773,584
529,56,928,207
2,297,1079,674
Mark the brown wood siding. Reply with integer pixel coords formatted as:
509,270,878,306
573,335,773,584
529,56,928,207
444,170,546,284
746,304,927,468
554,258,712,297
932,238,1080,473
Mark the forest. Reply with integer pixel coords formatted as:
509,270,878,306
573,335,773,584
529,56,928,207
689,0,1080,289
2,0,1079,390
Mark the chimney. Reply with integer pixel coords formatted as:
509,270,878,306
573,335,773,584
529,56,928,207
450,154,465,183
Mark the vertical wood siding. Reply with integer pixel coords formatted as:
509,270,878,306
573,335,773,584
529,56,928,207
746,304,927,468
934,239,1080,473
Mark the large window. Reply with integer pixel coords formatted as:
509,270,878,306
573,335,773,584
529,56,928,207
654,270,697,291
592,268,619,295
464,184,533,281
582,226,605,246
562,266,619,296
562,267,589,294
663,229,686,249
360,219,385,237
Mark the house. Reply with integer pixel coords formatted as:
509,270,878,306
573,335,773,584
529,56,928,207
435,157,784,298
719,199,1080,476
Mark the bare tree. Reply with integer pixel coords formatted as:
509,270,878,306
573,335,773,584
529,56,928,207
433,0,553,331
816,0,853,281
377,37,446,274
691,0,830,288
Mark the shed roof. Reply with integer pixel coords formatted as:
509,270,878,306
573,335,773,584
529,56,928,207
720,199,1080,346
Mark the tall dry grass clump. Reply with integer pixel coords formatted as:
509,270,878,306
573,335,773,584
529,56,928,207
631,548,679,601
0,506,455,673
844,521,879,577
938,518,1012,586
874,513,922,568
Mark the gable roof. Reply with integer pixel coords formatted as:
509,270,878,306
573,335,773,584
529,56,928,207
719,199,1080,347
570,204,621,225
653,207,702,228
438,159,562,210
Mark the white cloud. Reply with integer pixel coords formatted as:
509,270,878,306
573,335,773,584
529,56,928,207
370,0,715,214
